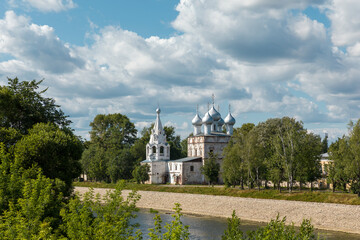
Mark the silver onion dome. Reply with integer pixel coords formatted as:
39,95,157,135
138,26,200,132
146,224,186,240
202,112,214,124
192,113,202,126
218,117,225,127
224,112,236,125
208,106,221,121
156,108,161,114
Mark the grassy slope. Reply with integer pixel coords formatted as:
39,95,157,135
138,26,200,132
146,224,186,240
73,182,360,205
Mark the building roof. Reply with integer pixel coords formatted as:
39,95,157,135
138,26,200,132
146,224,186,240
170,157,202,162
190,132,230,137
141,159,171,163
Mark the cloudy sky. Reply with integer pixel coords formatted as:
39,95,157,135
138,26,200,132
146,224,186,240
0,0,359,141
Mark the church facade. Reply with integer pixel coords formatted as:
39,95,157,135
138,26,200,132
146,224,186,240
141,103,235,184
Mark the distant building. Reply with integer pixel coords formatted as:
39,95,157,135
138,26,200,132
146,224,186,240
141,100,235,184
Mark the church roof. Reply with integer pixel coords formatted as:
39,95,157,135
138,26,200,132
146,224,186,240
224,112,236,125
208,105,221,121
170,157,202,162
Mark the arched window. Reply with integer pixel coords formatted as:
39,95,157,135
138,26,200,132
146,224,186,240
152,146,156,154
160,146,164,156
195,148,197,156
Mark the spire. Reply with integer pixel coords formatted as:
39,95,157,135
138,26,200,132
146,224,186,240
147,107,169,161
149,107,167,145
153,107,163,135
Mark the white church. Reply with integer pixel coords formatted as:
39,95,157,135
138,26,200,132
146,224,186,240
141,101,236,185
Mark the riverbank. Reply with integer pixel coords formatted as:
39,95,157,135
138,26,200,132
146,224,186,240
75,187,360,235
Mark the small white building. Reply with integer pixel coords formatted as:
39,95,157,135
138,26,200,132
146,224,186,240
142,100,236,184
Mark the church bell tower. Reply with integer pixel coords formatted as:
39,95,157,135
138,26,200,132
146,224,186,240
146,108,170,161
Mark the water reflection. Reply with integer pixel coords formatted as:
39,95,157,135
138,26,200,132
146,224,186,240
133,208,360,240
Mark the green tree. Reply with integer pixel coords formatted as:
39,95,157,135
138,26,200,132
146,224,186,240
296,133,322,191
0,78,70,135
107,148,136,182
89,113,137,149
201,152,220,186
132,164,150,184
255,118,283,190
346,120,360,196
328,136,351,192
14,123,83,196
222,124,255,188
81,113,138,182
272,117,305,193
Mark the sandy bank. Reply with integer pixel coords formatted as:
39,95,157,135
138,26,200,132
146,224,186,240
74,187,360,235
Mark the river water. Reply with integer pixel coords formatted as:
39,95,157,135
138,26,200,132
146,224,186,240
133,209,360,240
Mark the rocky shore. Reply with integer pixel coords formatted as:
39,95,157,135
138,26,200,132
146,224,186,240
74,187,360,234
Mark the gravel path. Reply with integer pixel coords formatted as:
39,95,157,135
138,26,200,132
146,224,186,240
74,187,360,234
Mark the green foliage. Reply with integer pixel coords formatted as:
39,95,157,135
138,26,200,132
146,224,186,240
148,203,190,240
329,119,360,196
224,118,322,193
89,113,137,149
132,164,150,184
82,113,138,182
222,211,243,240
222,213,318,240
14,123,83,196
60,181,142,240
0,127,22,151
107,148,136,182
201,152,220,186
0,173,64,239
0,77,70,134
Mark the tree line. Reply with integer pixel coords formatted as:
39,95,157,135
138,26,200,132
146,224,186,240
222,118,327,193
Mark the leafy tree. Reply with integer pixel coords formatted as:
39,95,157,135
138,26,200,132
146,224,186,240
328,136,351,192
255,118,283,190
222,137,244,188
296,133,322,191
201,152,220,186
81,113,138,182
89,113,137,150
0,78,70,135
132,164,150,184
107,148,136,182
222,124,254,188
81,144,109,182
14,123,83,196
272,117,305,193
346,120,360,196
